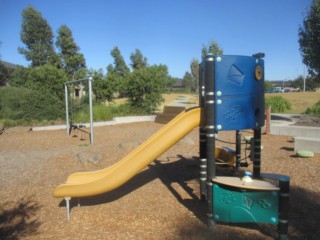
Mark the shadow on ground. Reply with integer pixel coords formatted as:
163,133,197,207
59,154,320,239
157,155,320,240
0,198,41,240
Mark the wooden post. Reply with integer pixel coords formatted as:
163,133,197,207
265,106,271,135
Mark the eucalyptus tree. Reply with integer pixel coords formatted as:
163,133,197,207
56,25,86,79
18,6,58,67
298,0,320,79
201,41,223,59
130,49,148,70
108,47,130,96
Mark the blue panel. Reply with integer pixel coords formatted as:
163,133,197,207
213,55,265,131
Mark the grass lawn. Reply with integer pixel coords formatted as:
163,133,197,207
161,92,319,114
112,91,319,114
266,92,320,114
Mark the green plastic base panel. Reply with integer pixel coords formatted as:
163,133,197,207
213,184,279,224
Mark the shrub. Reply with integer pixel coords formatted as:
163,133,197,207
305,101,320,117
0,87,65,122
127,65,170,113
265,96,292,113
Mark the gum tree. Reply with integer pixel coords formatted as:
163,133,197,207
298,0,320,79
56,25,86,79
18,6,58,67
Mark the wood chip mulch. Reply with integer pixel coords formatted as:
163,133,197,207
0,122,319,239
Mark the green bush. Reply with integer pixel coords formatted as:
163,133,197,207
305,101,320,117
0,87,65,122
127,65,170,113
265,96,292,113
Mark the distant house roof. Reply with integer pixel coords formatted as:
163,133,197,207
0,60,19,69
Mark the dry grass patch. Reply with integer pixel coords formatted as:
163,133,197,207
265,92,320,114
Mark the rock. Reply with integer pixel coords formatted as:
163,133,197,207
118,141,141,151
75,151,102,164
177,137,194,145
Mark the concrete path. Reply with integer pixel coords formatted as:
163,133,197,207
32,115,156,131
169,96,190,107
270,114,320,153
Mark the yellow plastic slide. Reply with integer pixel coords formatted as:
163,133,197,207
53,107,201,198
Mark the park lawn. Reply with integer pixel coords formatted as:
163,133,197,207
112,91,319,114
162,92,320,114
266,92,320,114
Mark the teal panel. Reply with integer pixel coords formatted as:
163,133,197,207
213,184,279,224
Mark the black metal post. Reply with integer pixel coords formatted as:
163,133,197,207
278,176,290,240
235,130,241,170
199,63,207,200
204,54,215,226
253,128,261,178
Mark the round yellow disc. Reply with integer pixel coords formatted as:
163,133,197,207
255,66,263,80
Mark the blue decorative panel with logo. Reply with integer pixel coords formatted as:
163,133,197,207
212,55,265,131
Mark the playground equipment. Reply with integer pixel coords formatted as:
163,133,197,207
199,54,290,240
53,54,290,239
64,77,94,144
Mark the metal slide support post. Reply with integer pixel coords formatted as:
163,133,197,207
88,77,94,145
65,84,69,136
65,197,71,221
235,130,241,170
199,64,207,200
278,177,290,240
204,54,215,226
253,128,262,178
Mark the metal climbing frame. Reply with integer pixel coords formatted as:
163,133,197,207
64,77,94,145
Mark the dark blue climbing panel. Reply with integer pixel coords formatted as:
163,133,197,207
213,55,265,131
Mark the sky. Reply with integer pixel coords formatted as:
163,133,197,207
0,0,313,81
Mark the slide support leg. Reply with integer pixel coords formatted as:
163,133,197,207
65,197,71,221
204,54,215,226
235,130,241,170
278,177,290,240
253,128,261,179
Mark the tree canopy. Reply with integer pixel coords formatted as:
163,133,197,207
109,47,130,77
182,71,195,93
127,65,171,113
18,6,58,67
201,41,223,59
190,58,199,92
298,0,320,79
130,49,148,70
0,62,10,86
56,25,86,78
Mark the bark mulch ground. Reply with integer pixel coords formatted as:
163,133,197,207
0,122,319,239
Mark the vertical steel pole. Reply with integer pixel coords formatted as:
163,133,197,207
199,63,207,200
88,77,94,145
253,128,262,178
235,130,241,169
65,84,69,136
204,54,215,226
278,176,290,240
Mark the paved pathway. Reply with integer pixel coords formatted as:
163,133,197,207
169,96,190,107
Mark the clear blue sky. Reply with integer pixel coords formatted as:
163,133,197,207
0,0,312,81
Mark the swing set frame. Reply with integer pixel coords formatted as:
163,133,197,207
64,77,94,145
